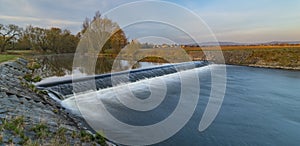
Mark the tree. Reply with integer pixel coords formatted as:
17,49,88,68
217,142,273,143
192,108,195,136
79,11,127,54
16,31,31,50
46,27,63,53
93,11,101,22
59,29,79,53
0,24,21,52
26,26,49,52
20,26,79,53
110,29,127,53
80,17,90,35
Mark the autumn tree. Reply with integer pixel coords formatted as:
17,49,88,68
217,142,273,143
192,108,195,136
46,27,62,53
17,26,79,53
0,24,21,52
26,26,49,52
110,29,127,54
79,11,127,54
59,29,79,53
16,31,31,50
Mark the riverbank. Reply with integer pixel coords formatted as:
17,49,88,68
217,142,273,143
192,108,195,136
0,59,109,145
186,45,300,71
0,54,19,64
5,44,300,71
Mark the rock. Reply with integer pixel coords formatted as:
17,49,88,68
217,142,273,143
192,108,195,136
0,92,8,98
17,58,28,66
12,137,22,144
8,95,19,102
0,109,7,114
0,60,108,145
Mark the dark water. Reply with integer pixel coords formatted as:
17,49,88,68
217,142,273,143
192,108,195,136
59,64,300,145
158,65,300,145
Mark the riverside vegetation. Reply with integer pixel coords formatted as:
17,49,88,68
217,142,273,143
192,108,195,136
0,11,127,55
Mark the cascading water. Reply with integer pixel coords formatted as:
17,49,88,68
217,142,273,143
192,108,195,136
36,61,209,98
61,64,211,115
60,63,214,145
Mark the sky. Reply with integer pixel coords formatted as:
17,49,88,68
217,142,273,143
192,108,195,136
0,0,299,43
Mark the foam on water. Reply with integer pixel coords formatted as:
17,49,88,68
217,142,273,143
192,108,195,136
61,65,211,115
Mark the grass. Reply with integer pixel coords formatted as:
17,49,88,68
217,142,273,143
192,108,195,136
178,45,300,68
0,54,19,63
0,116,108,145
139,56,169,63
7,50,35,55
0,49,35,63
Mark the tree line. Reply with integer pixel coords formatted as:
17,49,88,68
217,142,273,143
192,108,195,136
0,23,79,53
0,11,127,54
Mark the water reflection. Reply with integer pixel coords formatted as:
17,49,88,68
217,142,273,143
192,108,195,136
27,54,164,79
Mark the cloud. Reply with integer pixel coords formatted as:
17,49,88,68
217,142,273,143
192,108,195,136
0,0,137,33
0,14,80,26
0,0,299,42
0,0,38,16
0,15,40,22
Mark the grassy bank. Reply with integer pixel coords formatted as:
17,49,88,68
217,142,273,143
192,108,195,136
0,54,19,63
7,50,35,55
0,116,107,145
0,50,36,63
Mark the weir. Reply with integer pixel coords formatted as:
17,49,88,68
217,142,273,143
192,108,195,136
59,61,214,145
36,61,209,99
36,61,218,145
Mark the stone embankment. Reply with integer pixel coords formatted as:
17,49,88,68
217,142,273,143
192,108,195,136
0,59,109,145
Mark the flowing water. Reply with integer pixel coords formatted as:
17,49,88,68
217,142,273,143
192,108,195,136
62,65,300,145
157,65,300,145
34,55,300,145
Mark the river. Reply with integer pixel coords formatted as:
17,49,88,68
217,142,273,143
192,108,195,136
158,65,300,145
33,55,300,145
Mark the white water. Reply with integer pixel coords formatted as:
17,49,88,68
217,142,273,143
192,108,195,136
61,65,211,115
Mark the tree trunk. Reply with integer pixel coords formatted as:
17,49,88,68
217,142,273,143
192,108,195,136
0,44,5,53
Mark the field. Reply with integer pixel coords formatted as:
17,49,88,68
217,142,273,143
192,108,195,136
183,45,300,69
184,44,300,51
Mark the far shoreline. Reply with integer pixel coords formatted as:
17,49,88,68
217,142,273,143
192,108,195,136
1,43,300,73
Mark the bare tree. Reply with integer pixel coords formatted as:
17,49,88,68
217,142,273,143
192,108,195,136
93,10,101,22
0,24,21,52
80,17,90,35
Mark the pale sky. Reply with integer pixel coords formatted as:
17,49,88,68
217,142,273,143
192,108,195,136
0,0,299,43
